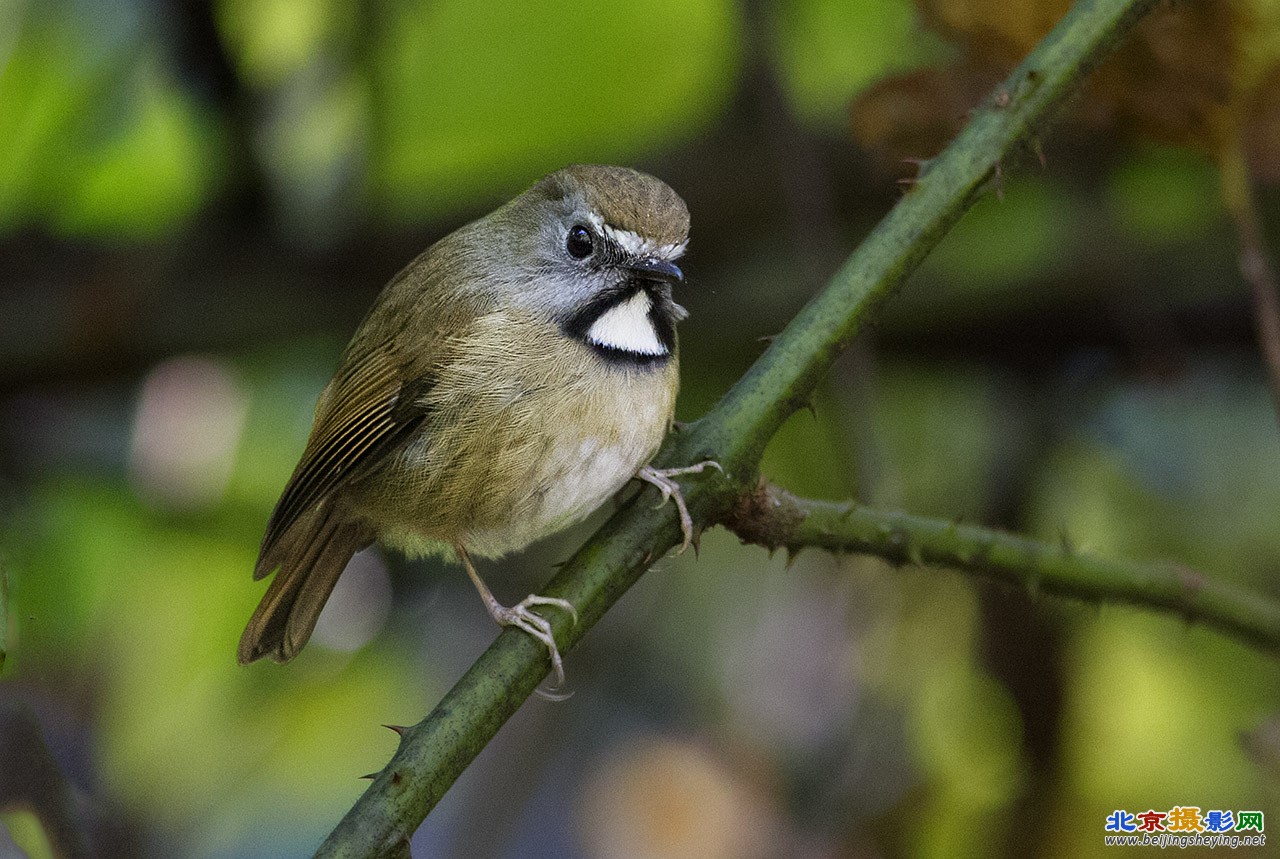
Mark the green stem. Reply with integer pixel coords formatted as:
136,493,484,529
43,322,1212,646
721,483,1280,655
665,0,1159,474
315,0,1162,854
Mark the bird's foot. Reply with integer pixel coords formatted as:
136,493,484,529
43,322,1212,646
455,543,578,695
636,461,723,554
491,594,578,691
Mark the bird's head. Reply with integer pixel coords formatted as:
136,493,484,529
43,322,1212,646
500,164,690,364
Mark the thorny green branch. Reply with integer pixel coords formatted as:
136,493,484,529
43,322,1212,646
316,0,1169,855
722,482,1280,656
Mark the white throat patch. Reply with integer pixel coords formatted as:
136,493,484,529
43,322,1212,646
587,291,666,356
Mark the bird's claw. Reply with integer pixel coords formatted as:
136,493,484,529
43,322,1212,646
636,461,723,554
493,594,577,691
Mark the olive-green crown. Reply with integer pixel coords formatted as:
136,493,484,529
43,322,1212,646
540,164,689,248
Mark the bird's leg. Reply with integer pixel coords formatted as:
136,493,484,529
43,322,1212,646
454,543,578,689
635,461,723,554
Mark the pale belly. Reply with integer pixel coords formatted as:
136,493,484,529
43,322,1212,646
462,428,653,557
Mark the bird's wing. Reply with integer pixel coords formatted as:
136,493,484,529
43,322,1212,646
255,339,432,579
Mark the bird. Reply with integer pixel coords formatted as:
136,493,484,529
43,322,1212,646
238,164,717,686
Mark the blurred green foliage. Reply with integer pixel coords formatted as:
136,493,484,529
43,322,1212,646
0,809,55,859
1108,145,1222,243
372,0,742,217
0,4,224,236
774,0,948,125
2,0,1279,856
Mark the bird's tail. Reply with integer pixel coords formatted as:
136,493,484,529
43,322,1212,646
238,506,371,664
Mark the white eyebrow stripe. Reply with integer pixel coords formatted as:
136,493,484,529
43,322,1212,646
661,239,688,258
601,225,687,261
603,225,649,256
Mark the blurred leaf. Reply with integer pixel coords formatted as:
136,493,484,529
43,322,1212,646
0,810,56,859
913,664,1024,802
0,6,225,237
918,0,1072,56
54,53,226,236
925,178,1070,286
1060,611,1278,817
774,0,946,127
760,387,856,500
216,0,355,88
850,63,996,166
12,476,434,856
257,66,368,233
1107,145,1221,244
374,0,742,218
217,0,369,238
0,16,89,230
849,0,1249,163
872,361,1015,517
1031,360,1280,579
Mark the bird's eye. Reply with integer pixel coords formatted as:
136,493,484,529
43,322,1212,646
566,225,594,259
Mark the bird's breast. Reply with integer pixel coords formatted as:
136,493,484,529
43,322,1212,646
370,310,678,559
461,346,677,556
522,387,671,526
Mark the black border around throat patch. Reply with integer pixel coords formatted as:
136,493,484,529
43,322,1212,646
562,282,677,368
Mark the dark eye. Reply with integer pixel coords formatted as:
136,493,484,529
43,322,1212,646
566,225,594,259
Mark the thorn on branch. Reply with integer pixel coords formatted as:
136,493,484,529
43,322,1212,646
897,157,932,187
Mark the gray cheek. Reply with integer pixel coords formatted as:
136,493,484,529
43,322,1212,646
512,268,606,322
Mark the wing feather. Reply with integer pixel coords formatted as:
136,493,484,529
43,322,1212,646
256,342,430,577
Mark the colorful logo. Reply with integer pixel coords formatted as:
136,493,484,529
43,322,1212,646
1104,809,1265,848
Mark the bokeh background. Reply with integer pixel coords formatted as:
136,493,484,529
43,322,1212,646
3,0,1280,856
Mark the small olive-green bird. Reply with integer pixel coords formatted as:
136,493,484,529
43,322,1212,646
239,165,715,684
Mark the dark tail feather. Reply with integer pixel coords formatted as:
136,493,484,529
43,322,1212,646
238,508,371,665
